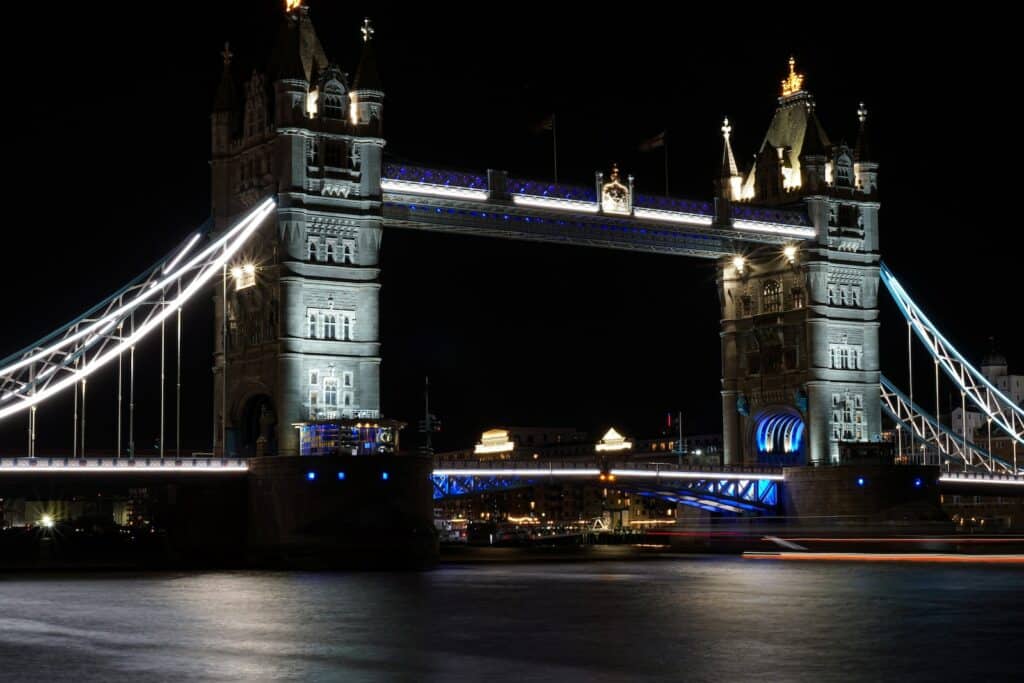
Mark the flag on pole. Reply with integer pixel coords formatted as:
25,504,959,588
638,130,666,152
532,113,555,133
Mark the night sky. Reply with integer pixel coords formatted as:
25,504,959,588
0,3,1017,454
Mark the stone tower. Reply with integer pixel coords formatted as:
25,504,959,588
717,58,881,466
210,5,385,456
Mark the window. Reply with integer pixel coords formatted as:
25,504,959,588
323,95,344,120
791,287,805,309
840,286,850,306
325,242,334,263
341,314,352,341
741,295,753,317
829,343,863,370
343,371,353,388
309,390,320,419
324,378,338,407
762,280,781,313
343,391,353,407
828,285,837,305
308,312,318,338
851,286,861,307
308,241,319,262
310,369,319,386
342,240,355,264
323,314,337,340
831,393,865,442
325,142,343,168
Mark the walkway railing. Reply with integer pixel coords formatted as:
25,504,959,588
0,457,249,472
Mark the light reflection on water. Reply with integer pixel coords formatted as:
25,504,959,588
1,558,1022,681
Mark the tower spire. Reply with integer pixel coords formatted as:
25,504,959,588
781,56,805,98
214,42,236,112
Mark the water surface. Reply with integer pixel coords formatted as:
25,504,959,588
1,557,1021,681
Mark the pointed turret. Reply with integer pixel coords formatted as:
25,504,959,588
853,102,878,194
212,43,237,154
716,117,743,212
351,18,384,133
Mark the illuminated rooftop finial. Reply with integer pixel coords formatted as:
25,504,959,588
285,0,302,12
361,17,375,43
781,56,805,98
721,117,732,140
221,42,233,67
857,102,868,124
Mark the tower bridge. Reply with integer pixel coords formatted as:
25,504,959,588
0,3,1022,563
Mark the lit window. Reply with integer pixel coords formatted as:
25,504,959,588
308,312,318,338
324,314,337,340
341,314,352,341
762,280,781,313
791,287,805,309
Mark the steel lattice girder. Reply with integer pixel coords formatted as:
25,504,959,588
881,263,1023,444
880,375,1018,474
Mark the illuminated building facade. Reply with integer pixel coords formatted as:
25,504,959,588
210,4,385,456
717,60,882,466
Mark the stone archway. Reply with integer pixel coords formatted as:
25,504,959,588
749,405,806,466
240,393,277,457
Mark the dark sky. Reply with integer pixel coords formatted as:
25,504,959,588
0,3,1018,454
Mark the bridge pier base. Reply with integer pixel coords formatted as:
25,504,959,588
247,455,438,569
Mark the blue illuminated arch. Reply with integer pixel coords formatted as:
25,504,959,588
753,407,805,466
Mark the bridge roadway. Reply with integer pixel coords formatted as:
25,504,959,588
2,457,1020,507
380,164,816,258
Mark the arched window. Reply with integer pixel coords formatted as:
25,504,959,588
323,314,336,340
324,379,338,407
342,241,355,264
308,312,318,338
309,391,319,419
323,95,344,120
325,242,334,263
762,280,781,313
341,315,352,341
791,287,805,309
308,241,318,262
343,391,353,407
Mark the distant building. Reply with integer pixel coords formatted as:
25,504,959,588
951,349,1022,460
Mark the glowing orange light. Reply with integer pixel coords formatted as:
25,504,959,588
781,56,805,97
285,0,302,12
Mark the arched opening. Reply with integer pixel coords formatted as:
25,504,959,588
751,406,805,466
240,393,277,457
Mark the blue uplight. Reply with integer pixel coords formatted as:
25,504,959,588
913,477,923,488
306,471,317,481
382,472,389,481
856,477,866,487
337,472,346,481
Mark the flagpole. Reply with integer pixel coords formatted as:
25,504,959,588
553,113,559,184
664,129,669,196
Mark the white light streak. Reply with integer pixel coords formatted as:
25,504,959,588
633,207,713,226
163,233,202,274
938,475,1024,486
511,194,599,213
733,220,816,238
433,469,602,477
0,200,274,387
381,178,489,200
0,465,249,474
0,200,276,420
610,469,784,482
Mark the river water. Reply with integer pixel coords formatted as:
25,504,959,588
1,555,1022,681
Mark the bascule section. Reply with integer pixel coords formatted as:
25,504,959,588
210,5,386,457
717,59,882,466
